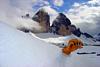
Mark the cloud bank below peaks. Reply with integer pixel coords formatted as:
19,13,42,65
65,0,100,35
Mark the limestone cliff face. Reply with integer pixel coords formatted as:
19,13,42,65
32,8,50,33
51,13,72,36
58,24,71,36
68,25,76,32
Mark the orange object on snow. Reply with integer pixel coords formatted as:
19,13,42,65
62,39,83,55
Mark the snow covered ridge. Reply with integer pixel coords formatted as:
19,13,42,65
0,22,100,67
30,32,100,47
30,32,80,48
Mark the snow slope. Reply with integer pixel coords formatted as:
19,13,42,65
63,46,100,67
0,22,62,67
31,32,98,48
33,32,100,46
0,22,100,67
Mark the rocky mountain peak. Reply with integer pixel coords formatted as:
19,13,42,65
32,8,50,33
50,13,72,36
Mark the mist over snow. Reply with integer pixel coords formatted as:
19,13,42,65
0,0,37,29
0,0,59,31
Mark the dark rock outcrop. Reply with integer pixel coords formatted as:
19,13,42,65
51,13,71,36
68,25,76,32
98,33,100,36
32,8,50,33
22,14,30,18
82,33,93,38
94,33,100,41
18,27,30,33
72,28,82,37
58,24,71,36
26,14,30,18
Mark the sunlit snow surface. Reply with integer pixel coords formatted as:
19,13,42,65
0,22,100,67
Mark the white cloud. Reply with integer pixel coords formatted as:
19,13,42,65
0,0,36,22
53,0,64,6
42,6,58,15
65,0,100,35
88,0,100,5
32,0,50,11
72,2,80,7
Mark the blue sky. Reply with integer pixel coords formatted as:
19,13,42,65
48,0,89,12
32,0,90,12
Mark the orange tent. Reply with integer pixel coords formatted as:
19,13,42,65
62,39,83,55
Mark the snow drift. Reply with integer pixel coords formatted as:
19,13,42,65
0,21,100,67
0,22,63,67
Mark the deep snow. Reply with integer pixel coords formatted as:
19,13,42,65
0,22,61,67
0,22,100,67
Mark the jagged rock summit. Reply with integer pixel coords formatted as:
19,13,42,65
51,13,72,36
32,8,50,33
20,8,95,40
